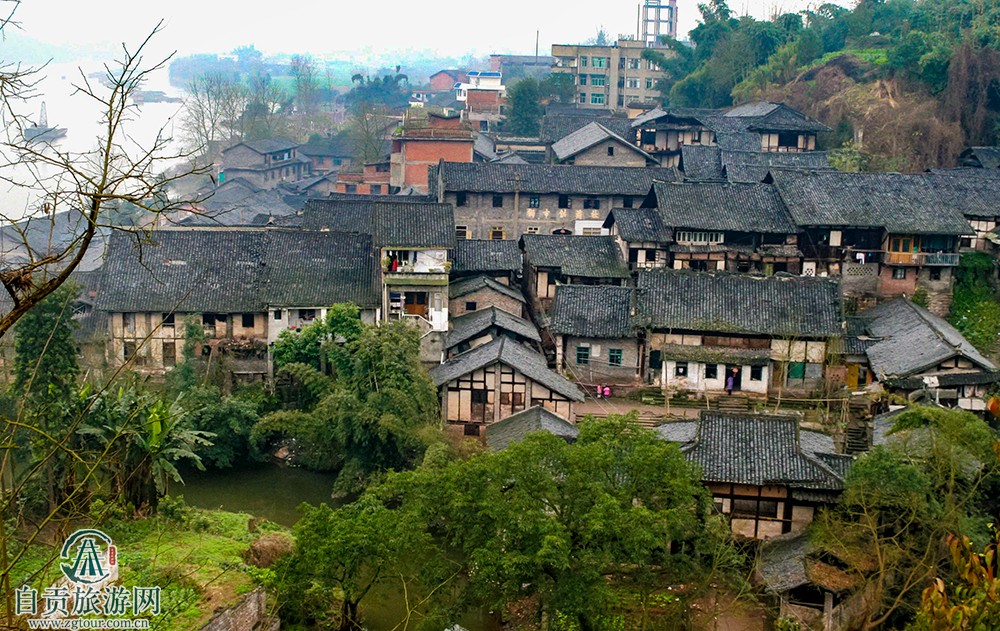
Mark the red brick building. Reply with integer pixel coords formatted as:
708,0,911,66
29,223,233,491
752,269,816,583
390,111,475,193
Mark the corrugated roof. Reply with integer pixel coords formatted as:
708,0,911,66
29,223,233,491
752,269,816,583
521,234,630,278
435,162,676,195
652,182,796,233
428,337,585,401
550,285,634,338
636,268,842,338
485,406,579,451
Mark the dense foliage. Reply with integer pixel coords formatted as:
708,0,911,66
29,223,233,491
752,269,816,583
950,252,1000,356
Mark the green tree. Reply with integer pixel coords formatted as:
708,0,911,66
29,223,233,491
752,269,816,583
505,78,543,136
276,495,434,631
950,252,1000,354
182,386,260,469
917,531,1000,630
271,317,330,371
541,73,576,104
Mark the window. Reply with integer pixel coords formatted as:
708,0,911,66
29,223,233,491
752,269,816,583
607,146,615,156
162,341,176,367
241,313,255,328
578,93,587,104
645,248,657,262
788,362,805,380
529,195,540,208
732,499,778,518
674,362,688,377
929,268,942,281
590,75,606,87
299,309,316,322
583,198,601,210
465,302,477,311
608,348,623,366
525,226,539,234
492,194,504,208
705,364,718,380
456,192,468,207
576,346,591,365
581,227,603,236
161,313,175,327
558,195,571,209
750,365,763,381
273,310,282,320
622,196,634,208
490,226,505,240
892,267,907,280
123,342,137,362
676,231,723,245
626,78,640,89
455,225,469,240
345,184,357,194
370,184,382,195
590,93,606,105
202,313,216,326
464,424,481,437
645,78,655,89
580,56,588,67
123,312,136,333
578,74,587,86
592,57,607,68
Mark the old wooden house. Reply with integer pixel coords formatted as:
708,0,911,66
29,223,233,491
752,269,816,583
449,239,523,282
636,269,842,396
448,275,526,318
430,161,677,238
520,234,630,314
549,122,658,167
220,138,310,189
658,412,850,540
603,206,672,270
445,306,541,358
429,336,585,436
484,406,579,452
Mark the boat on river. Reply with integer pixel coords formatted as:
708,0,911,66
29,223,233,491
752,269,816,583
23,102,67,142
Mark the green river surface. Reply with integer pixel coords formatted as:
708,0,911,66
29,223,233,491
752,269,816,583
178,463,501,630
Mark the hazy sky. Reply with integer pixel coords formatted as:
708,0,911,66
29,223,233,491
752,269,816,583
13,0,852,61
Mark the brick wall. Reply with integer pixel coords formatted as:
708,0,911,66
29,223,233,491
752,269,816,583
449,288,524,318
447,191,636,239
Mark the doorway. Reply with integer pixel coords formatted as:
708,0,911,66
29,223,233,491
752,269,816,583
404,291,428,317
725,365,743,392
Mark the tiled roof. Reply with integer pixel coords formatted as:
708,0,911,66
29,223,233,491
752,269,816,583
275,199,456,248
451,239,522,274
541,114,634,144
679,145,725,180
428,337,585,401
484,406,579,451
97,228,379,313
446,307,540,349
551,122,654,163
660,343,770,366
652,182,796,233
860,298,996,378
769,171,975,234
434,162,677,195
674,412,845,489
261,231,379,308
960,147,1000,169
521,234,630,278
721,150,832,183
231,138,299,155
449,275,525,303
550,285,634,338
918,173,1000,219
636,269,842,337
603,207,672,243
186,182,298,227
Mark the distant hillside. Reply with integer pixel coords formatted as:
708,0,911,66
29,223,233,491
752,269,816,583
645,0,1000,172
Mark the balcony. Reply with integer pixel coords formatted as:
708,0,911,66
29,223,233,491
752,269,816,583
885,252,960,266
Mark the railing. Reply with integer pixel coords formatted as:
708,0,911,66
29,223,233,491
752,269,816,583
885,251,960,266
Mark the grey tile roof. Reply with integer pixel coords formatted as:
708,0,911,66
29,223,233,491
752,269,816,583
603,207,672,243
550,285,634,338
636,268,842,338
97,229,268,313
185,182,299,227
721,150,832,183
652,182,797,233
655,420,698,443
97,228,379,313
232,138,299,155
449,275,526,303
451,239,522,274
769,171,975,234
918,173,1000,219
275,199,456,248
428,337,585,401
541,114,634,144
673,412,845,489
484,406,579,451
521,234,630,278
447,307,540,349
659,343,771,366
680,145,725,180
434,162,677,195
261,231,379,308
757,534,811,593
860,298,996,378
960,147,1000,169
551,122,654,163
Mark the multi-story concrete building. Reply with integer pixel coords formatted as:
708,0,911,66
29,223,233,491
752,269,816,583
551,38,665,111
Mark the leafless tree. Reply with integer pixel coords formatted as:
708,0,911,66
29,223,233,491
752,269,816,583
0,18,210,340
181,71,248,156
347,100,394,164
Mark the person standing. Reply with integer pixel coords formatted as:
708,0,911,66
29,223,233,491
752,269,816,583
726,368,736,396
